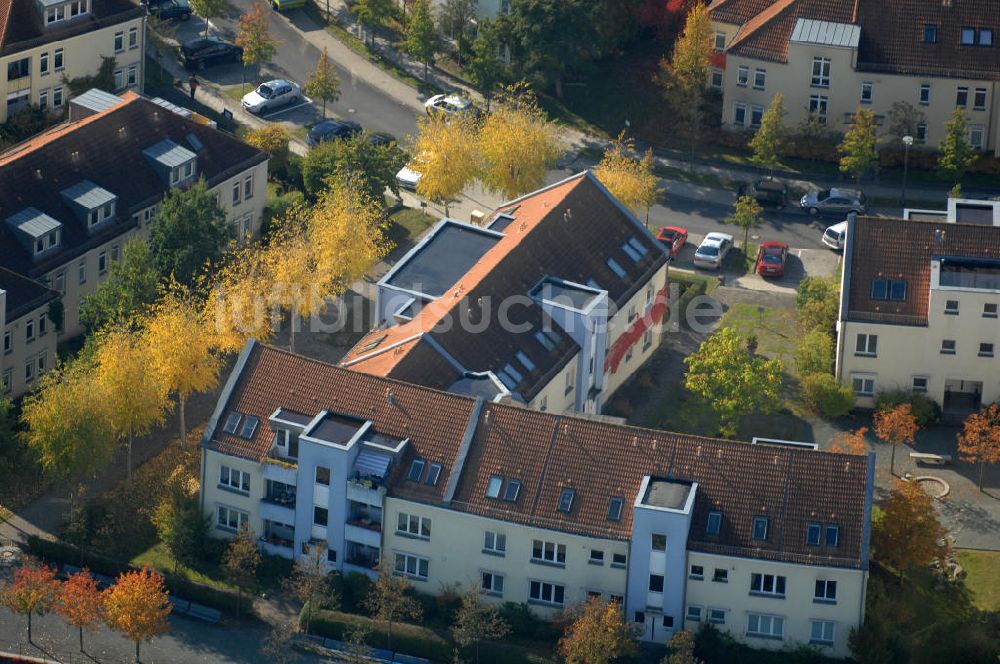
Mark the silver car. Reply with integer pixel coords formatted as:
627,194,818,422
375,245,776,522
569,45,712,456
800,188,867,217
241,79,301,115
693,232,734,270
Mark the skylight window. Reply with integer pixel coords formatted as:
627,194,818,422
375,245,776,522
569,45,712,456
223,412,242,435
627,237,648,257
752,516,769,541
407,459,426,482
515,351,535,373
871,279,907,302
706,511,722,535
425,463,442,486
357,334,388,354
486,475,503,498
240,416,260,439
622,242,641,262
607,257,627,278
807,523,821,546
825,524,839,547
533,328,560,352
503,479,521,502
607,497,624,521
558,488,575,513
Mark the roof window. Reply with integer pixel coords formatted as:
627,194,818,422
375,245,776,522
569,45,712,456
923,24,937,43
239,416,260,439
807,522,821,546
706,510,722,535
425,462,442,486
486,475,503,498
515,351,535,373
503,478,521,502
407,458,426,482
825,524,839,547
558,488,575,513
752,516,769,541
871,278,907,302
607,497,624,521
223,412,242,435
607,257,627,278
533,327,560,352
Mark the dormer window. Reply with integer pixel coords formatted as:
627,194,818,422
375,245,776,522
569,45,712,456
144,139,197,188
557,488,575,513
6,208,63,259
43,0,89,25
61,180,117,232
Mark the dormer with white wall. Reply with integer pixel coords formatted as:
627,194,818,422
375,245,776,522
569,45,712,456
142,139,198,188
60,180,117,234
5,208,63,261
37,0,90,27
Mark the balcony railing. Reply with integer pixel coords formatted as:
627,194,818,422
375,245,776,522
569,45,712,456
261,491,296,507
346,517,382,532
259,533,293,549
345,555,379,570
347,473,385,490
266,449,297,467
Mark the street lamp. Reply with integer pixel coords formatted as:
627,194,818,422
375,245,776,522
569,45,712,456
901,135,914,209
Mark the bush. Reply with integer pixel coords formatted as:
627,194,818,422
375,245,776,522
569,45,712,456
801,373,855,418
874,391,941,426
796,276,839,333
697,622,839,663
306,608,451,660
498,601,559,641
340,571,373,613
795,328,834,376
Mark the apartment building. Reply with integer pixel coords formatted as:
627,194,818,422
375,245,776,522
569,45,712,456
0,0,146,123
836,214,1000,415
0,267,59,397
340,171,670,416
708,0,1000,154
0,89,268,394
201,340,873,656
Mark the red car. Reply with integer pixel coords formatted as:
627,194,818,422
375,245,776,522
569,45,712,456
756,241,789,277
656,226,688,259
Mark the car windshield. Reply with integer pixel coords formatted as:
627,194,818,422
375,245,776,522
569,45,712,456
256,85,274,99
699,245,720,257
660,230,676,240
816,189,831,201
762,254,782,264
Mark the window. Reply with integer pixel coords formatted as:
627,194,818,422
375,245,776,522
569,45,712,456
394,553,429,580
606,257,626,279
711,70,723,89
2,331,9,355
979,342,994,358
753,68,766,89
747,613,784,639
919,84,930,105
54,50,64,71
961,27,975,45
531,540,566,565
315,466,330,485
564,367,574,397
425,463,442,486
686,606,702,622
737,65,749,87
861,82,873,103
651,534,666,551
984,303,998,318
503,479,521,502
945,299,959,315
39,52,49,75
941,339,956,355
733,102,747,126
77,259,86,284
634,611,645,624
852,374,876,396
915,121,928,143
607,497,624,521
612,553,627,567
558,488,575,512
483,531,506,554
114,69,125,91
970,125,984,149
327,548,337,563
239,416,259,438
129,26,138,49
529,581,564,606
223,412,242,434
809,95,828,123
752,516,768,541
98,251,108,274
815,579,837,603
244,174,254,200
232,181,241,206
709,609,726,625
114,31,124,53
216,506,248,531
974,88,987,110
111,244,120,262
45,4,65,23
36,351,46,375
649,574,665,593
589,549,604,564
957,86,969,107
706,511,722,535
690,565,704,580
2,369,10,395
313,506,328,527
24,359,35,383
855,334,877,356
811,620,836,645
482,571,504,595
750,104,764,128
219,465,250,493
486,475,503,498
871,278,907,301
811,57,831,87
25,320,34,343
750,573,786,597
912,376,928,393
714,31,726,50
923,24,937,43
807,523,821,546
408,459,425,482
127,64,137,87
713,568,729,583
981,29,993,46
397,513,432,538
39,90,48,110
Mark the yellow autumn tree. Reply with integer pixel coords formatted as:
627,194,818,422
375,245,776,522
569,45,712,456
265,204,325,354
144,284,222,441
594,134,662,226
478,84,562,199
207,244,281,354
558,597,638,664
93,326,172,482
102,568,172,663
412,112,480,215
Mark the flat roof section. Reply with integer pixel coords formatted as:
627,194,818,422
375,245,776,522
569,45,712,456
955,203,996,226
309,413,366,446
531,277,603,311
644,479,694,510
384,221,502,298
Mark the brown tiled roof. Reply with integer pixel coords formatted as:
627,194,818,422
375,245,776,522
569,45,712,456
212,342,872,569
0,266,58,320
342,173,666,401
845,215,1000,325
725,0,855,63
856,0,1000,80
0,0,144,55
0,93,267,280
708,0,783,25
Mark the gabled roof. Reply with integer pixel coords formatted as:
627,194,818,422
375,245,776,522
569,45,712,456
0,0,144,55
707,0,783,26
844,215,1000,326
342,172,667,401
0,266,58,321
210,342,872,569
722,0,855,63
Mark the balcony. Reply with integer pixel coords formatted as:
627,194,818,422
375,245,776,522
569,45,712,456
346,523,382,549
344,542,380,579
259,534,294,559
347,477,385,508
260,496,295,523
262,455,297,485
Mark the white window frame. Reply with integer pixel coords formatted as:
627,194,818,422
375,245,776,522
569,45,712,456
973,88,987,110
528,580,565,606
52,86,64,107
244,174,254,200
733,102,747,126
809,95,829,124
919,84,930,105
736,65,749,87
114,31,124,53
216,505,249,531
129,26,139,49
711,70,723,89
54,50,64,72
531,539,566,566
396,512,431,539
709,608,726,625
747,613,784,639
851,373,876,396
855,333,877,356
219,465,250,493
483,530,506,554
810,620,836,645
232,181,242,206
750,573,786,597
861,82,873,104
39,52,49,76
2,368,11,395
753,68,766,90
127,64,137,87
912,376,929,393
815,579,837,603
686,605,702,622
749,104,764,128
811,57,831,88
969,125,984,149
394,552,429,580
957,86,969,107
714,31,726,50
481,571,504,595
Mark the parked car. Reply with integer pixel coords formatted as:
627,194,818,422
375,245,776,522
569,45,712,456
800,187,867,216
181,37,243,70
693,232,733,270
368,132,396,147
656,226,688,259
424,94,475,117
241,80,301,115
756,241,789,277
149,0,191,20
271,0,305,9
738,178,787,208
822,219,849,251
396,163,423,191
306,120,362,146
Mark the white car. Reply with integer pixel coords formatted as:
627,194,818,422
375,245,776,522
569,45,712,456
241,79,301,114
424,94,474,117
395,163,423,191
822,219,849,251
693,232,734,270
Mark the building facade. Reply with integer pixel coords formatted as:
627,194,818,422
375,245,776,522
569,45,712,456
708,0,1000,154
0,0,146,123
836,214,1000,414
0,267,59,397
201,340,874,657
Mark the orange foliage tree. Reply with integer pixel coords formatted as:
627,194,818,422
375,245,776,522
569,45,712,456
957,404,1000,492
558,597,638,664
874,403,919,476
831,427,869,455
0,562,60,643
56,569,104,652
872,479,947,579
102,568,172,663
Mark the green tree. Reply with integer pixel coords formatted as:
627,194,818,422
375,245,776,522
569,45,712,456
304,48,341,119
938,107,977,187
80,240,161,333
451,583,510,664
684,327,783,437
725,194,762,259
405,0,440,81
439,0,475,64
189,0,226,39
466,18,504,109
64,56,118,96
800,372,855,418
302,132,407,202
354,0,395,49
795,328,834,376
151,466,208,572
839,108,879,183
886,101,925,144
150,178,232,284
659,3,712,162
236,1,279,82
749,93,785,176
287,544,338,634
365,558,423,652
223,524,262,617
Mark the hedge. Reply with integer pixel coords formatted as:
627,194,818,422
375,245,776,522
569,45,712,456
305,608,452,662
874,390,941,426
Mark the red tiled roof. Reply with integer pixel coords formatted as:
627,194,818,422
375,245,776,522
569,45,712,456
210,342,872,569
708,0,783,26
725,0,855,63
845,215,1000,325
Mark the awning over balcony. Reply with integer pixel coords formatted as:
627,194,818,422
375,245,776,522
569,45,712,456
355,450,392,478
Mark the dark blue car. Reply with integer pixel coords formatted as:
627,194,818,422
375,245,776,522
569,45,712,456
306,120,362,147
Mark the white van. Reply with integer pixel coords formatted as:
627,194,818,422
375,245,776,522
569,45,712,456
822,217,850,250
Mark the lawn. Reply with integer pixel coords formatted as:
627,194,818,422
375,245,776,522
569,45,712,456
719,302,797,370
956,549,1000,611
132,542,293,597
385,205,436,251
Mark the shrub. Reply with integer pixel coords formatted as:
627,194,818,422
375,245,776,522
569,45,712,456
795,328,834,376
498,601,559,641
306,608,451,660
801,373,855,418
874,391,941,426
340,571,373,613
796,276,839,333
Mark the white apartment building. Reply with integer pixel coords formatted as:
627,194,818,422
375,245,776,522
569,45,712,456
201,340,874,657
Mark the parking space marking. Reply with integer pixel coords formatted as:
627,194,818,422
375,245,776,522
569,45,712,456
261,97,313,119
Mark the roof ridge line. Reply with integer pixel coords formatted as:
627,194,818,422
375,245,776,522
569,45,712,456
340,332,424,366
728,0,800,51
529,415,562,518
441,396,485,505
